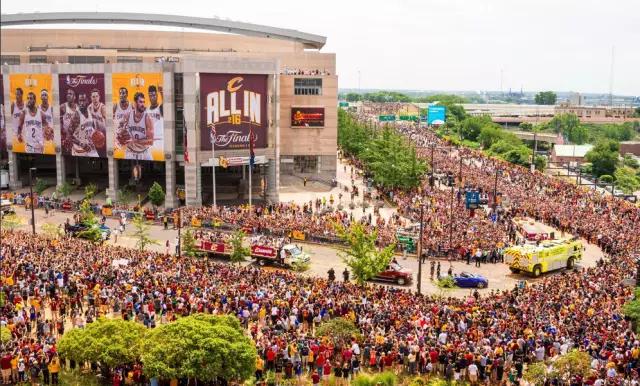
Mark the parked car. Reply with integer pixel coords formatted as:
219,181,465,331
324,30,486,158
66,223,111,240
372,262,412,285
453,272,488,288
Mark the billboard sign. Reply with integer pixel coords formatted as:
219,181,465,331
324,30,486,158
200,74,268,151
427,105,446,125
111,73,164,161
58,74,107,158
291,107,325,128
8,74,54,154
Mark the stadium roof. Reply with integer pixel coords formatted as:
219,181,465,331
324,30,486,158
0,12,327,49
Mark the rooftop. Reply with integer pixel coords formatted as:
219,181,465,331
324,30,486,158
553,144,593,158
0,12,327,49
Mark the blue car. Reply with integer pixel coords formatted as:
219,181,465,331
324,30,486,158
454,272,489,288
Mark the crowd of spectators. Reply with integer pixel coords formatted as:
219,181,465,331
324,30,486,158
1,122,639,385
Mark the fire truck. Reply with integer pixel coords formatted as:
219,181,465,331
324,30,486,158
503,238,584,277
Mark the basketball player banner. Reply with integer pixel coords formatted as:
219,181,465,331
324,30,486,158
200,73,268,151
58,74,107,158
111,73,164,161
8,74,54,155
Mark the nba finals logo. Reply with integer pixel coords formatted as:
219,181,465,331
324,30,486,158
130,74,145,88
24,76,38,88
65,75,98,88
206,76,262,128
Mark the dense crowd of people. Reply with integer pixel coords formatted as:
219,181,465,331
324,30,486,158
1,121,640,385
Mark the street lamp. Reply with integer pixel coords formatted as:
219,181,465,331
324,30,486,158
177,208,182,258
493,168,503,214
415,201,425,294
29,167,37,235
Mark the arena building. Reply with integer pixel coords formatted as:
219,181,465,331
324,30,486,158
0,12,337,207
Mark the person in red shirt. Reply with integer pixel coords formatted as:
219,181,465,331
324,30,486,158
1,353,13,385
323,361,331,378
315,352,325,376
311,370,320,386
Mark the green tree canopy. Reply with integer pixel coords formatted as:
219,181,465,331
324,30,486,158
315,317,362,343
148,182,165,208
58,318,146,369
586,140,620,177
534,91,557,105
141,314,256,382
614,167,640,194
334,221,395,285
131,213,158,251
460,115,492,141
229,230,250,265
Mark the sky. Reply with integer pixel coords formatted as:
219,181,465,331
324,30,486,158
2,0,639,95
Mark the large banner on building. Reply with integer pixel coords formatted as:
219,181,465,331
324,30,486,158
8,74,54,154
111,73,164,161
291,107,325,128
200,74,268,150
0,75,5,157
58,74,107,158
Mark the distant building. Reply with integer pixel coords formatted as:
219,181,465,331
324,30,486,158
550,144,593,165
555,103,636,120
566,92,584,106
620,141,640,157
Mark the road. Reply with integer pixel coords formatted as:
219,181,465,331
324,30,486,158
4,206,605,299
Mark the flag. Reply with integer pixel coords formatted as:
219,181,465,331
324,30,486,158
183,118,189,163
249,126,255,168
209,124,217,146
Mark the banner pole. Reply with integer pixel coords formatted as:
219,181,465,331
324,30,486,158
249,162,253,210
212,138,216,208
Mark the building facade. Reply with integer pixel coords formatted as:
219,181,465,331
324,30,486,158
0,13,337,207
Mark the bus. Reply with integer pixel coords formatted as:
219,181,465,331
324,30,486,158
503,238,584,277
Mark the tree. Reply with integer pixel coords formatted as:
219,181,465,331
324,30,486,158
614,167,640,194
524,362,549,385
345,93,362,102
334,222,395,285
181,229,201,257
548,113,588,144
586,140,620,177
623,154,640,169
131,213,158,251
623,288,640,333
460,116,492,141
550,350,592,382
315,318,362,344
519,122,533,132
84,182,97,200
77,200,103,243
478,125,506,148
58,318,146,371
534,91,557,105
0,213,24,231
228,230,250,265
148,182,165,208
141,314,256,383
34,178,48,196
56,181,73,198
118,186,135,205
41,223,63,239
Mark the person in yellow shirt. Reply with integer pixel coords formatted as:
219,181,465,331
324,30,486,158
255,356,264,380
48,355,60,385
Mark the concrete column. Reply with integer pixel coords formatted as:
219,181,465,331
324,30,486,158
107,157,118,201
8,152,21,189
267,74,280,203
104,70,118,201
183,71,201,207
165,160,177,208
162,68,177,208
55,154,66,188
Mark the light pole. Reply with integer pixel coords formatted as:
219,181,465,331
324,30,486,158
493,168,502,212
429,143,435,187
177,207,182,258
29,167,36,235
416,203,424,294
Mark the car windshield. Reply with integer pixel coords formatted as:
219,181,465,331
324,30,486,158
288,246,302,255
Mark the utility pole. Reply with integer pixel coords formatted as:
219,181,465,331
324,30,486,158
416,204,424,294
448,183,454,256
29,167,37,235
177,208,182,258
530,131,538,172
429,144,435,187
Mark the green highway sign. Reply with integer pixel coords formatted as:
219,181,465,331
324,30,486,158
399,115,418,121
379,115,396,122
339,101,349,107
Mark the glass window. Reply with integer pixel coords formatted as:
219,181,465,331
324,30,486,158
1,55,20,65
68,56,105,64
294,78,322,96
117,56,143,63
29,55,47,64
